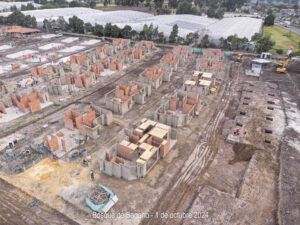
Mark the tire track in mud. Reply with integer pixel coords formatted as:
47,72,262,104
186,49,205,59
141,63,241,225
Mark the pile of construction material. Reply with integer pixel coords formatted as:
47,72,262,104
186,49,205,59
88,188,110,205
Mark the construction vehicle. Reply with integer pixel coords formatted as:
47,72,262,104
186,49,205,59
236,54,243,62
274,60,290,73
232,53,243,62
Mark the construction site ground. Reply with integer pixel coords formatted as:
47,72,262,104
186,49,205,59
0,35,299,225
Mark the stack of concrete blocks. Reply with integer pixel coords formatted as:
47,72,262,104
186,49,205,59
100,118,177,180
172,45,190,67
104,82,151,115
160,54,179,73
154,91,201,127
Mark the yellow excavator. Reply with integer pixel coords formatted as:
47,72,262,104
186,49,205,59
235,54,243,62
274,60,290,73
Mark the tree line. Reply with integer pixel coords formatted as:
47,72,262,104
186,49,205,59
8,0,246,19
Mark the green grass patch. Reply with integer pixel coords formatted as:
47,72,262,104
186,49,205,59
263,25,300,55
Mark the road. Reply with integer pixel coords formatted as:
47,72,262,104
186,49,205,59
141,62,241,225
276,23,300,35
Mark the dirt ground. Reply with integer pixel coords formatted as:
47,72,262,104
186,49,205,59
0,45,299,225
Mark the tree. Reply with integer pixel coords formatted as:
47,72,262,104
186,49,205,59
168,0,179,8
199,34,210,48
93,24,104,36
251,32,262,41
10,5,17,12
111,25,121,37
103,0,110,6
89,0,96,8
158,32,165,43
69,1,81,7
84,22,94,33
121,25,134,38
154,0,164,9
169,24,178,43
184,32,199,45
264,14,275,26
21,5,27,11
294,4,298,16
68,16,84,33
6,10,37,28
104,23,113,36
222,0,245,12
56,16,68,31
43,19,51,31
255,36,275,53
177,1,198,15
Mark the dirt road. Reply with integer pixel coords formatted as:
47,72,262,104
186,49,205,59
141,62,241,225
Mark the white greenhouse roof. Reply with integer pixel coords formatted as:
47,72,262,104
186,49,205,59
0,8,263,40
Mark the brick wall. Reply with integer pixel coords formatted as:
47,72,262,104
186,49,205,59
46,135,59,152
169,97,179,111
28,100,41,113
159,139,170,158
118,144,133,161
0,102,6,114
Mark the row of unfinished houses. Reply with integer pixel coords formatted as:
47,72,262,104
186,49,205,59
30,39,155,96
98,47,226,180
103,45,189,115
